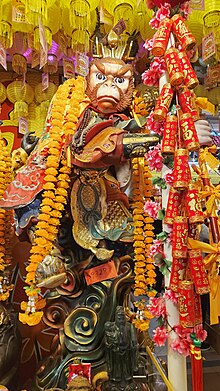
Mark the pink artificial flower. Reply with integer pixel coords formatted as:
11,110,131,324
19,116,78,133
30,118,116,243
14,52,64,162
180,1,190,19
164,171,174,185
149,296,167,317
144,200,160,220
144,38,154,51
142,57,166,86
149,239,165,258
170,337,190,357
194,324,207,342
156,3,171,22
149,3,171,28
167,231,173,244
147,0,186,7
145,144,163,172
142,68,159,87
164,289,179,305
173,324,193,342
151,57,167,74
153,326,168,346
147,112,165,136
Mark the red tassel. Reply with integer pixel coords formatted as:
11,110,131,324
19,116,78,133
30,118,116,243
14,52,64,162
190,337,203,391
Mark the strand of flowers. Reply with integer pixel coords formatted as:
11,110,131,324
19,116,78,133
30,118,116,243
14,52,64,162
148,290,207,357
19,76,88,326
132,157,157,331
0,135,14,301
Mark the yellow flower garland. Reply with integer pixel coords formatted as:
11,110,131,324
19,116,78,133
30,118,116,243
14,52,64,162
19,76,90,326
0,135,14,301
132,156,157,331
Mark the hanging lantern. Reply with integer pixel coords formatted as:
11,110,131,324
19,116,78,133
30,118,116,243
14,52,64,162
138,4,153,41
43,54,58,74
0,0,13,48
203,1,220,30
29,2,60,51
70,0,90,31
0,83,7,113
20,0,57,25
72,29,90,53
194,84,208,98
35,82,58,118
12,54,27,75
42,40,62,74
6,81,34,120
11,0,33,33
35,82,57,104
207,86,220,105
103,0,136,35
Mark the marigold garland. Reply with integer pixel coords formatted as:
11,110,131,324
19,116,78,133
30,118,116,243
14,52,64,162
132,156,157,331
19,76,90,326
0,136,14,301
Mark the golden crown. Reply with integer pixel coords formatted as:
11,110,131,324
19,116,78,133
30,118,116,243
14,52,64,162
92,19,138,61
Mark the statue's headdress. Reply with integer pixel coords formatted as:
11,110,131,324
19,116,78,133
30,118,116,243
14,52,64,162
92,18,138,62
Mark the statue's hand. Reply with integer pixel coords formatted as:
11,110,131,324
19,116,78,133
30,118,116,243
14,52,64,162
123,133,160,158
195,119,212,146
21,131,39,155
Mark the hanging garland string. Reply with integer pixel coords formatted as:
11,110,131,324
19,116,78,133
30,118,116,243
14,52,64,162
0,135,14,301
132,156,157,331
19,76,90,326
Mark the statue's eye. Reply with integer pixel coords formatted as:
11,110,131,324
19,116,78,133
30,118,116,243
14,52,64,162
114,77,125,84
96,73,106,81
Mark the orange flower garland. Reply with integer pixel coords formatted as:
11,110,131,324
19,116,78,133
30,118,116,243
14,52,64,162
19,76,90,326
0,135,14,301
132,156,157,331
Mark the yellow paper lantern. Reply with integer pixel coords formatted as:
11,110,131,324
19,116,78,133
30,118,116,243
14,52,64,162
207,86,220,105
35,82,58,103
137,1,154,41
11,0,33,33
103,0,136,34
203,0,220,42
194,84,208,98
7,81,34,119
35,81,57,120
0,0,13,48
72,29,90,52
12,54,27,75
20,0,57,25
32,3,61,50
0,82,6,113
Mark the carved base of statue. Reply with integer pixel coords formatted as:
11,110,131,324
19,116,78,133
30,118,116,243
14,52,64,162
101,380,143,391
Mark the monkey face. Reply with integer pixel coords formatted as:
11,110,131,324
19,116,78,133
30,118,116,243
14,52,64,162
86,59,134,114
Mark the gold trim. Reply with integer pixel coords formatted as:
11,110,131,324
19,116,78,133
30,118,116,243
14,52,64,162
179,280,193,288
188,249,202,257
180,112,191,120
173,181,188,190
174,216,188,223
165,47,178,56
153,109,166,121
187,79,199,90
189,215,204,224
181,320,196,328
197,287,210,294
172,250,188,258
175,148,189,157
170,72,184,86
162,145,175,153
164,217,174,225
186,141,200,152
151,46,165,57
